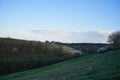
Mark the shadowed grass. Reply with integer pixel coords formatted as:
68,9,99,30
0,49,120,80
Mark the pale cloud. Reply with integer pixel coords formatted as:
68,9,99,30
30,28,69,37
0,25,3,29
71,30,112,43
30,28,112,43
97,30,113,35
0,26,112,43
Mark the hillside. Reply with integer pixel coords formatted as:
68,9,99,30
0,38,80,75
0,49,120,80
54,42,109,53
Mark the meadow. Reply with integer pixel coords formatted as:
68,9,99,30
0,49,120,80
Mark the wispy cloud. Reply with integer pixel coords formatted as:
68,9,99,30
30,28,69,37
72,30,112,43
0,25,3,29
30,28,112,43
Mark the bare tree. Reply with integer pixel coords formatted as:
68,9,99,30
108,31,120,48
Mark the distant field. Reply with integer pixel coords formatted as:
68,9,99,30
0,49,120,80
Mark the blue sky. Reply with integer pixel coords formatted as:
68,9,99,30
0,0,120,43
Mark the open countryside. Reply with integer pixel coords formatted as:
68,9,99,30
0,0,120,80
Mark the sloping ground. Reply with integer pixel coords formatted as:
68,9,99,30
55,42,108,53
0,38,81,75
62,45,82,54
0,50,120,80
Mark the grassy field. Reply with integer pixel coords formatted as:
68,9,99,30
0,49,120,80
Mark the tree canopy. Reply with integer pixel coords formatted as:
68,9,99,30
108,31,120,48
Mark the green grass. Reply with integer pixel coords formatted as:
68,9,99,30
0,49,120,80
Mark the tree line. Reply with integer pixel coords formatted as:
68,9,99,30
0,38,79,75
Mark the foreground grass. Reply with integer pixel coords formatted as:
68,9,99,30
0,50,120,80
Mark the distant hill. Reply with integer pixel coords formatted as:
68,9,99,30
0,38,81,75
0,49,120,80
54,42,109,54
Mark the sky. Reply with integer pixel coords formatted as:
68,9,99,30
0,0,120,43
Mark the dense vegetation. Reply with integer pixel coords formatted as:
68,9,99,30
55,42,109,54
0,38,79,75
0,49,120,80
108,31,120,49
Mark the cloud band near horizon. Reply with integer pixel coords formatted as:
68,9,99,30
29,28,112,43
